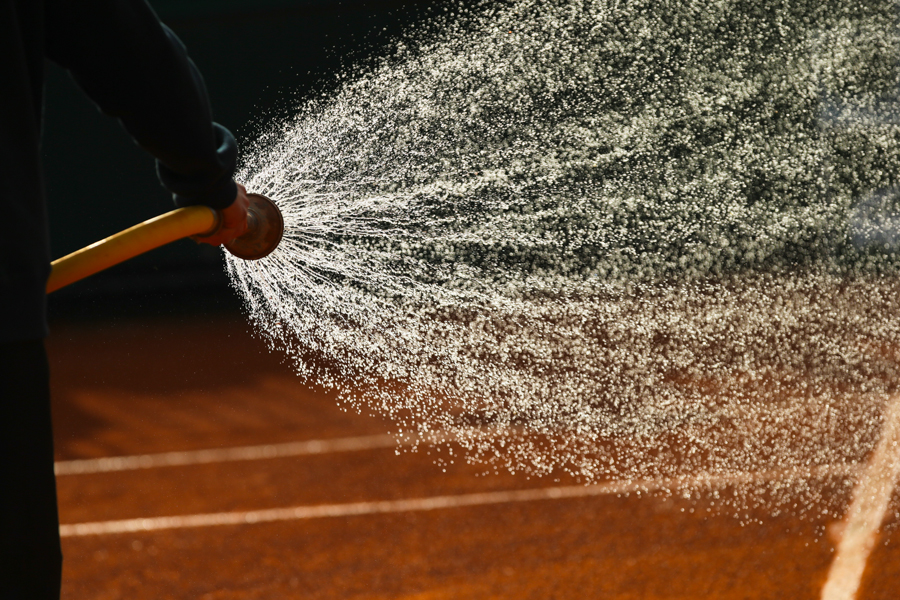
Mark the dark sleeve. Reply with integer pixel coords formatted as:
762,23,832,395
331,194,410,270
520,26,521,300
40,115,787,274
43,0,237,209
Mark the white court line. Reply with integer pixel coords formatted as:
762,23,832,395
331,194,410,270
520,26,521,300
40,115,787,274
54,428,508,476
54,434,399,476
821,393,900,600
59,463,857,537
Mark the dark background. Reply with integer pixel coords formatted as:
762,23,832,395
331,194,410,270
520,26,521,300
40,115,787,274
44,0,441,320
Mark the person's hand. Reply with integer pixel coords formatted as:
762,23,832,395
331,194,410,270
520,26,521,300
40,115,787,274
194,183,250,246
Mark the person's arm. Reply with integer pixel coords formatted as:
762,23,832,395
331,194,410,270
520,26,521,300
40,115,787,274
43,0,246,243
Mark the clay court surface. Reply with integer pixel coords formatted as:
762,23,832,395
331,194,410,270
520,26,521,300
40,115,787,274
47,313,900,599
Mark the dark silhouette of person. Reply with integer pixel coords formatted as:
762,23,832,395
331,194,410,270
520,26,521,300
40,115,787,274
1,1,249,596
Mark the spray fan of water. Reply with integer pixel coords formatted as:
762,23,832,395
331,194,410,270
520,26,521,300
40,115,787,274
227,0,900,515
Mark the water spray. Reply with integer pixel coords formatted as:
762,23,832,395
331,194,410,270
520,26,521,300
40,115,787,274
224,0,900,525
44,0,900,551
46,193,283,293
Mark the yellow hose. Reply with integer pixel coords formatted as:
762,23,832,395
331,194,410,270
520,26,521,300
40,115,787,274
47,205,219,294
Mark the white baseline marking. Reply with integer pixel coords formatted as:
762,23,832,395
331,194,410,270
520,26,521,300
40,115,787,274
821,393,900,600
54,428,508,476
54,434,398,476
59,463,856,537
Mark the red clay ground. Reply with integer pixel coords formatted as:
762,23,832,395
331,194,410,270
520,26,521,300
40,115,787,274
47,314,900,599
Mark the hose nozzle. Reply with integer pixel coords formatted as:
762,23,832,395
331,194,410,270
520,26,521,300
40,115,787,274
224,194,284,260
47,192,285,294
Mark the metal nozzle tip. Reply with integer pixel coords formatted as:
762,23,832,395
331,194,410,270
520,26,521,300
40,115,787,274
224,193,284,260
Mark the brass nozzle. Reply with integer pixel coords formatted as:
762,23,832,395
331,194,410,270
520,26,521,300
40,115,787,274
224,193,284,260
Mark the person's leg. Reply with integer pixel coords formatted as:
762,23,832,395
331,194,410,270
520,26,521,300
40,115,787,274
0,339,62,600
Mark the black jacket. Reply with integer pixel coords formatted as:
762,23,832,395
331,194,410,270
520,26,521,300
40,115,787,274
1,0,238,341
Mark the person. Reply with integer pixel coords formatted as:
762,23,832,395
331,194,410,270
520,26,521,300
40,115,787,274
0,1,249,597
